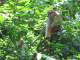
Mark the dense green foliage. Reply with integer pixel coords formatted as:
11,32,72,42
0,0,80,60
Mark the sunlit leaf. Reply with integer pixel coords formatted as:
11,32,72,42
0,15,4,23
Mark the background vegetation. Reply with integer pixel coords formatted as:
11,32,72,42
0,0,80,60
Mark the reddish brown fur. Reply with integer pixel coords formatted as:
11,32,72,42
45,10,62,39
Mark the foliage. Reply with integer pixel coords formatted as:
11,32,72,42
0,0,80,60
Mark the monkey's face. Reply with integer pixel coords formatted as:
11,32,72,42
48,11,60,17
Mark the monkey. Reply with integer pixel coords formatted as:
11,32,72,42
45,10,62,40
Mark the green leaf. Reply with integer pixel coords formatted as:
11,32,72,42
0,15,4,23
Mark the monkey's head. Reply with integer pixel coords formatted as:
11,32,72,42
48,10,60,18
